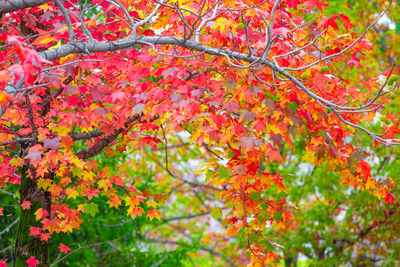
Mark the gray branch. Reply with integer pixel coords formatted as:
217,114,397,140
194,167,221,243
0,0,50,14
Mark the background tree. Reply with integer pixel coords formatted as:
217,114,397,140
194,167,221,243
0,0,399,266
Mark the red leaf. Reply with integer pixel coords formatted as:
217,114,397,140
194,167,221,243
317,16,339,30
29,227,42,238
59,243,71,254
303,0,328,12
285,0,300,9
0,259,7,267
339,13,353,30
385,192,395,205
26,256,39,267
21,201,33,210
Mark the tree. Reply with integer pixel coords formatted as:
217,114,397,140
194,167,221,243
0,0,398,266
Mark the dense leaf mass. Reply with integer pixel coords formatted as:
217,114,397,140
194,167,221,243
0,0,399,266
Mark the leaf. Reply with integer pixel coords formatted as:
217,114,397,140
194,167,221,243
132,103,146,115
29,227,42,238
21,201,33,210
9,157,24,167
239,137,255,152
0,92,14,110
110,91,126,102
24,151,42,165
40,232,51,242
34,208,49,221
59,243,71,254
224,101,240,113
303,0,328,12
147,209,161,221
146,200,159,208
37,178,52,190
317,16,339,30
42,137,60,151
242,110,256,122
84,203,99,217
339,13,352,30
385,192,395,205
26,256,39,267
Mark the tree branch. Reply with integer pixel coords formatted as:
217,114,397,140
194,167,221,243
0,0,50,14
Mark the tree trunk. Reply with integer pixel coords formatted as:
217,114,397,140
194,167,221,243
14,165,51,266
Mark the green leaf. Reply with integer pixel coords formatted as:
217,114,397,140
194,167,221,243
85,203,99,217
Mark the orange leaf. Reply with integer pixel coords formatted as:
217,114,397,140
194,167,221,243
0,92,14,110
147,209,161,221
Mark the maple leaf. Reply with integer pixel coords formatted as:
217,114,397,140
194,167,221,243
0,92,14,110
317,16,339,30
37,178,52,190
146,200,159,208
34,208,49,221
24,151,42,165
147,209,162,221
42,137,60,151
21,201,33,210
239,137,255,152
29,227,42,238
110,91,127,102
339,13,353,30
132,103,146,115
128,206,144,220
59,243,71,254
9,157,24,167
224,101,240,113
385,192,395,205
26,256,39,267
66,188,79,200
286,0,300,9
85,188,100,200
40,232,51,242
303,0,328,12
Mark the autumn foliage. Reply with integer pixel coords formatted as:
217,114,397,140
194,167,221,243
0,0,399,266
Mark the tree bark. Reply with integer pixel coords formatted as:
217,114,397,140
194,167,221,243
14,166,51,266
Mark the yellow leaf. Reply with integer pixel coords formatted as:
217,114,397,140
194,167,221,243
38,178,52,190
60,54,74,65
146,200,159,208
66,188,79,199
9,157,24,167
147,209,161,221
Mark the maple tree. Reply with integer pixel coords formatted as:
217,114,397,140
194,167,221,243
0,0,399,266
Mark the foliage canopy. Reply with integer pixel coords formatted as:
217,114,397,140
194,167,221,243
0,0,399,266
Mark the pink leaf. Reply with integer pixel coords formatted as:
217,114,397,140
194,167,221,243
21,201,33,210
26,256,39,267
59,243,71,254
